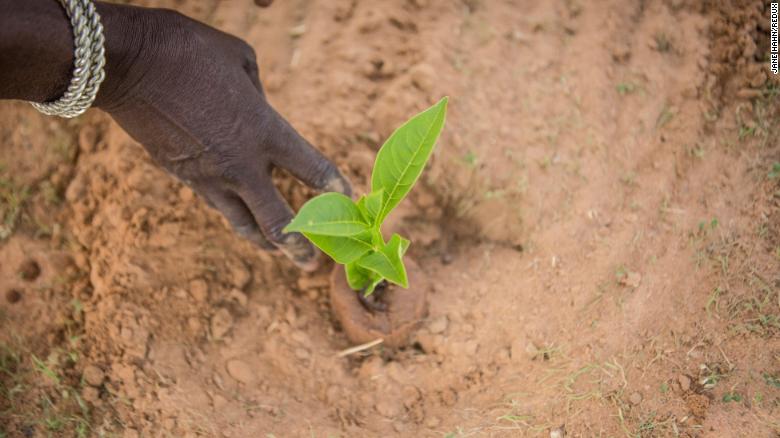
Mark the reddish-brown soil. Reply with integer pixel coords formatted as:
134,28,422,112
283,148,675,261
1,0,778,437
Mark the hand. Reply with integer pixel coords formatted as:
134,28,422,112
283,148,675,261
93,4,351,271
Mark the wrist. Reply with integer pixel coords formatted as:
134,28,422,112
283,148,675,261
92,2,148,110
0,0,74,102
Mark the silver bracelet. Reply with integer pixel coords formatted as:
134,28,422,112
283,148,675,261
31,0,106,118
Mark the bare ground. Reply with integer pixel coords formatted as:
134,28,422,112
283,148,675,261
1,0,779,437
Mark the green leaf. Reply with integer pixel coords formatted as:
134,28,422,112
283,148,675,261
304,232,373,264
371,97,448,224
283,192,368,236
355,234,409,287
356,189,384,226
345,262,375,290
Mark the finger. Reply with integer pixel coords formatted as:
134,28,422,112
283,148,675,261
200,186,277,251
237,174,321,272
264,109,352,197
243,58,264,96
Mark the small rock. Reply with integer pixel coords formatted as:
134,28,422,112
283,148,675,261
415,332,438,354
189,279,209,302
19,260,41,282
289,23,306,38
410,63,435,92
178,186,194,202
678,374,692,392
297,275,329,291
428,315,449,334
629,392,643,405
187,317,202,334
210,308,233,339
625,272,641,288
402,385,421,408
81,386,100,403
550,426,565,438
82,365,105,387
225,359,253,384
736,88,762,99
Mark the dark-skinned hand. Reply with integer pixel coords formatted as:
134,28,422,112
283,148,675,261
92,2,351,271
0,0,350,270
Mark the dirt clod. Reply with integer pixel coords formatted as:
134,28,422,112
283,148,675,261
629,392,642,405
427,315,448,334
189,279,209,302
678,374,692,392
82,365,105,386
210,308,233,339
228,261,251,290
18,259,40,281
225,359,253,384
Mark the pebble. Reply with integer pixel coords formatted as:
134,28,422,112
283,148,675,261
678,374,692,392
189,279,209,302
550,426,565,438
82,365,105,387
410,63,435,92
415,332,438,354
225,359,253,384
81,386,100,403
625,272,641,288
210,308,233,339
629,392,643,405
428,315,449,334
178,186,194,202
297,275,329,291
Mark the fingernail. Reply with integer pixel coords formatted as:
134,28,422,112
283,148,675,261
278,233,320,272
323,174,352,197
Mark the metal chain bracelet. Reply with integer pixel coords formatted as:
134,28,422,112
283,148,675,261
31,0,106,118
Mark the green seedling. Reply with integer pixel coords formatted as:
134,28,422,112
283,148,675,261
284,97,448,295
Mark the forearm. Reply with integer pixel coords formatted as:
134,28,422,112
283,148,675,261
0,0,144,107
